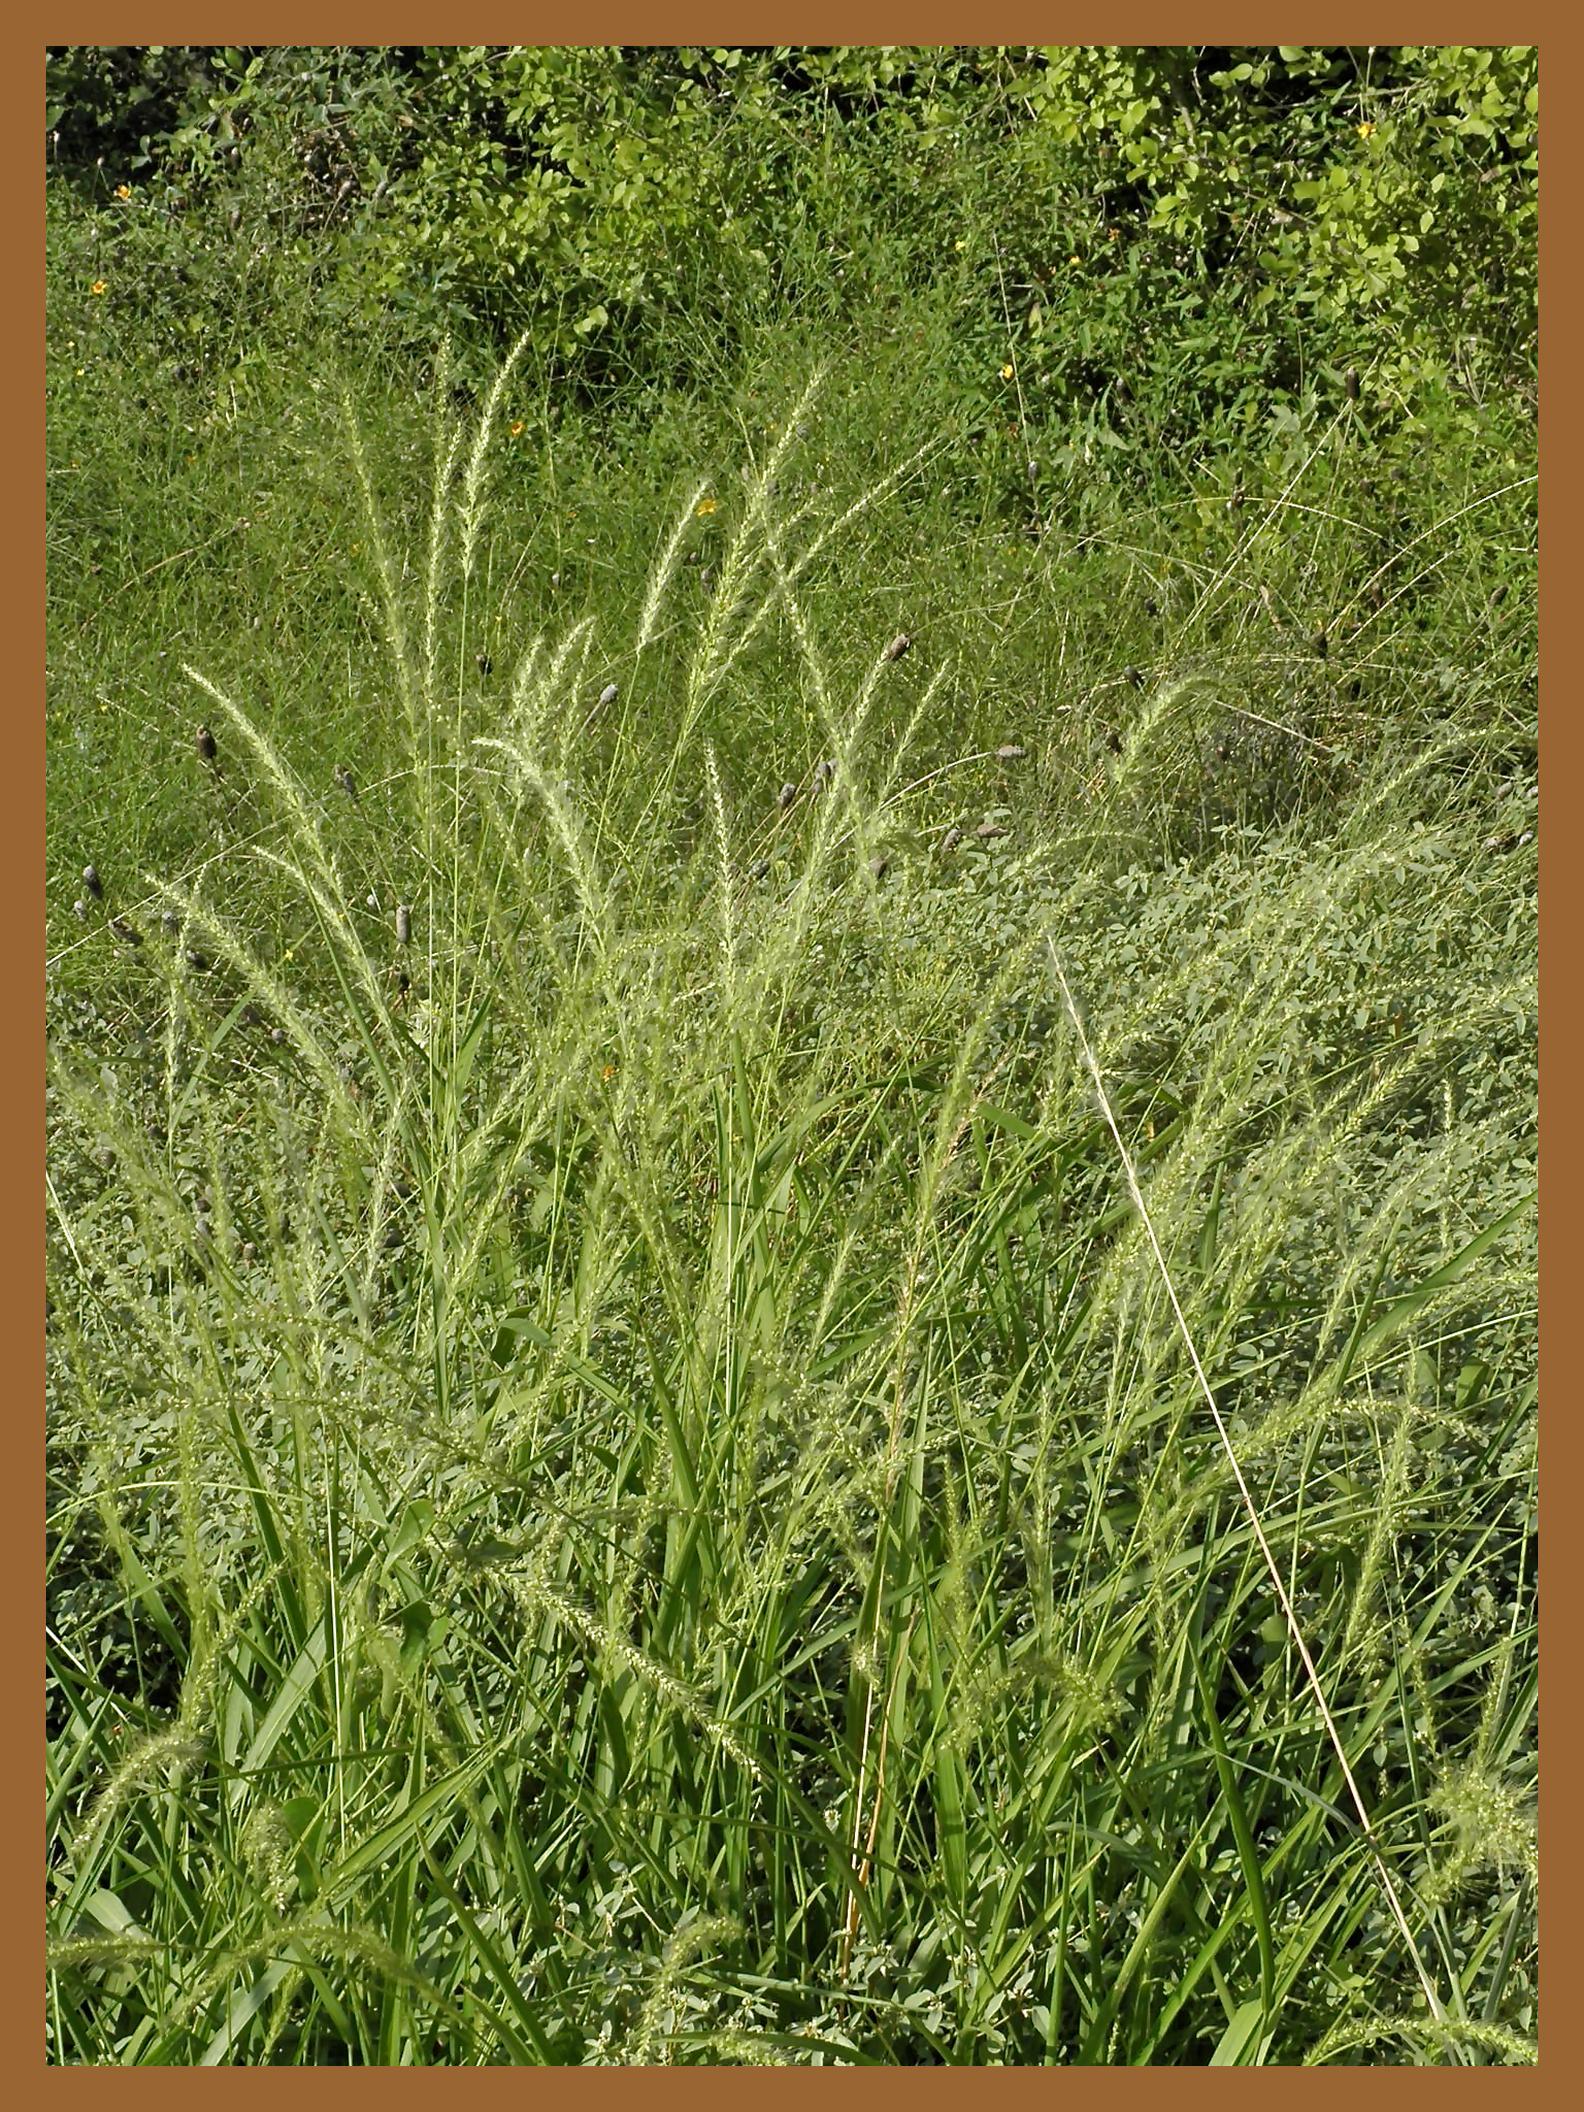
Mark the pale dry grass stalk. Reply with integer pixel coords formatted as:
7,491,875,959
1046,937,1446,2026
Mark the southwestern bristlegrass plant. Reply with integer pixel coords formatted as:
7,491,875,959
46,350,1535,2065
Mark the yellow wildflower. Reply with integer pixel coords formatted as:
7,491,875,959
1001,363,1015,380
89,280,107,297
114,184,130,200
509,419,525,437
1357,120,1376,139
696,496,718,517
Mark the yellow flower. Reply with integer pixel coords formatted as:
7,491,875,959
1357,120,1376,139
696,496,718,517
1068,255,1081,267
89,279,107,297
602,1063,617,1080
1000,363,1015,380
509,419,525,437
114,184,130,200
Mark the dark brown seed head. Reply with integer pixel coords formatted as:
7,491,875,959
195,724,217,763
749,858,770,882
883,632,912,663
72,897,88,920
777,781,798,810
82,864,103,899
185,949,210,972
1124,665,1144,690
334,765,358,802
869,854,890,879
476,652,492,676
109,916,142,948
161,910,181,934
941,827,963,854
1344,367,1360,401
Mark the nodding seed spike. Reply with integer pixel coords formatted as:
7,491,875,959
599,682,619,706
82,865,103,899
777,781,798,810
395,903,411,947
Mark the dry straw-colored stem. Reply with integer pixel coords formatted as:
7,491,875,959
1046,938,1446,2027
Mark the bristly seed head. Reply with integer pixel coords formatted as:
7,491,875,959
83,865,103,899
777,780,798,810
395,903,411,946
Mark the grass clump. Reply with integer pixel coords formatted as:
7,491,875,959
46,341,1534,2064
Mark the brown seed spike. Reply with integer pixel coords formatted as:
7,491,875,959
777,781,798,810
883,632,912,663
195,723,217,764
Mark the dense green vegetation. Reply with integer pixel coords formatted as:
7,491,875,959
47,47,1536,2065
